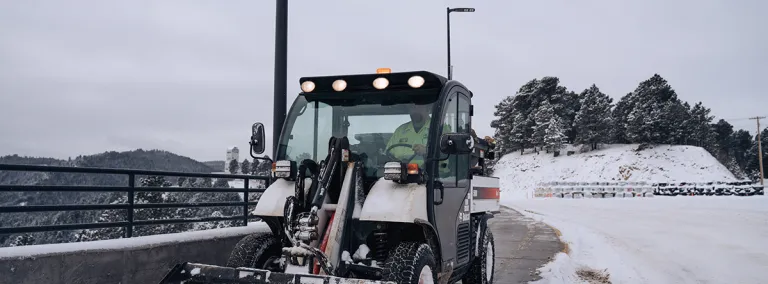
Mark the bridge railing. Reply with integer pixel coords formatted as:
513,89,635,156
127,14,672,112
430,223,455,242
0,163,271,241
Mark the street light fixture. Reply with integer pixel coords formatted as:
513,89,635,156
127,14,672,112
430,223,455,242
447,7,475,80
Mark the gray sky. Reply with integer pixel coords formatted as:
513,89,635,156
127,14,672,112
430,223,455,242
1,0,766,162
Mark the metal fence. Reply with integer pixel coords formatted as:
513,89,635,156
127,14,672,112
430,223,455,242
0,163,271,239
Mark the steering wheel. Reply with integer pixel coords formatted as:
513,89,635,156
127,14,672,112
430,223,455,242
385,143,419,163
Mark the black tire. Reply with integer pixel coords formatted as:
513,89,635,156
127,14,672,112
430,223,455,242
382,242,438,284
462,224,495,284
225,232,282,269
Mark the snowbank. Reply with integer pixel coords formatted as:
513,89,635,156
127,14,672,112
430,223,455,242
493,144,737,201
0,221,269,259
507,197,768,284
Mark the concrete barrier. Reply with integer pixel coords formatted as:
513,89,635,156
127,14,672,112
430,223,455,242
0,222,271,284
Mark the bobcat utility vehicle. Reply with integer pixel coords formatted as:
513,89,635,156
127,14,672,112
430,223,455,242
160,69,501,284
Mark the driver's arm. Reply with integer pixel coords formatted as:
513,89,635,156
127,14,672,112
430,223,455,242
385,124,408,159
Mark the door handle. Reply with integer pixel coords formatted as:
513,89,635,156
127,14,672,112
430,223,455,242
434,182,444,205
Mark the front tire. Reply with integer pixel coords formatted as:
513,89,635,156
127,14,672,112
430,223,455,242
382,242,438,284
226,232,282,270
462,225,495,284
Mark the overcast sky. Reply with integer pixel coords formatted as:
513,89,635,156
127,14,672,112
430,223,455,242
1,0,766,162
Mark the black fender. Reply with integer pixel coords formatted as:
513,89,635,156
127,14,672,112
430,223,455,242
472,213,493,260
414,218,443,268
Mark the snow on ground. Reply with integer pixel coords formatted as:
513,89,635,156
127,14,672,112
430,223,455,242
0,221,269,259
494,144,737,201
504,197,768,284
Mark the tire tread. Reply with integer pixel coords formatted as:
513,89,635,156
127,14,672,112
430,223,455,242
225,232,281,269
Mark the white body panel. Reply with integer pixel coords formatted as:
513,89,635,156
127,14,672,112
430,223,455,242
251,177,312,217
359,178,428,223
471,176,500,213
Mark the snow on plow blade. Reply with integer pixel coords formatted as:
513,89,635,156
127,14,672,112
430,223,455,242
159,262,395,284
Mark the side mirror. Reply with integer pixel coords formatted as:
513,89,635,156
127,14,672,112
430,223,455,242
250,122,266,154
440,133,473,155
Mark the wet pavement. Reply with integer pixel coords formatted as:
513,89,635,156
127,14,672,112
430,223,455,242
488,206,564,283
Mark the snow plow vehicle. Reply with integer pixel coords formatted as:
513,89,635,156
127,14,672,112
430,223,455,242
160,69,500,284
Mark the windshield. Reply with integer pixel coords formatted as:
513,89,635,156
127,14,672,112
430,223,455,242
276,90,440,178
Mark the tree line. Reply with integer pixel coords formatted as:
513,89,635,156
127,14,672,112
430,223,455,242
227,157,272,177
489,74,766,180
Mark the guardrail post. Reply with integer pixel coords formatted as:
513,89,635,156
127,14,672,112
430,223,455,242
127,174,135,238
243,178,250,226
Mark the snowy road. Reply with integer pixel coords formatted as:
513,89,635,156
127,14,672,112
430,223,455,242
505,197,768,284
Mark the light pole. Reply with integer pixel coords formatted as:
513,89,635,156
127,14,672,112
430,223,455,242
273,0,288,158
447,7,475,80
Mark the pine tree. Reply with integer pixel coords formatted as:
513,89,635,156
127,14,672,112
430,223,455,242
490,96,516,155
573,84,613,150
690,102,715,148
731,129,754,170
511,113,528,154
712,119,734,158
654,99,688,144
240,159,251,176
675,102,695,145
620,74,682,144
228,159,240,174
544,116,566,154
611,92,635,143
532,101,555,150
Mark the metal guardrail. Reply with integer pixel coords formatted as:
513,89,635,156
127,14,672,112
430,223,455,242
0,163,271,238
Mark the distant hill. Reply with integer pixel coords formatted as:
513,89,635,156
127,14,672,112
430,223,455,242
0,149,214,186
0,149,245,247
493,144,738,200
203,160,225,172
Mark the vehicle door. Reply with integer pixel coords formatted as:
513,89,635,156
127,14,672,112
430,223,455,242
432,87,473,269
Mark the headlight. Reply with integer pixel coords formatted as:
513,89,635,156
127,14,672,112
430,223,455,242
383,162,419,183
373,77,389,90
332,79,347,91
301,81,315,92
408,76,425,88
384,162,406,182
273,160,297,180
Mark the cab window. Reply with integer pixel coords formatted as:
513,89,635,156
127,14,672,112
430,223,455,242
456,92,471,187
437,92,459,186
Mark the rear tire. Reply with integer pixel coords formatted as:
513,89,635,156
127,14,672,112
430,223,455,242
226,232,282,270
382,242,438,284
462,225,495,284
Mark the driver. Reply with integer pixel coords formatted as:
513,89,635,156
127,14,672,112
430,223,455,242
385,104,448,167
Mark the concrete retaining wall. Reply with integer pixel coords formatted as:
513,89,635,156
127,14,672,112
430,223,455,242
0,223,271,284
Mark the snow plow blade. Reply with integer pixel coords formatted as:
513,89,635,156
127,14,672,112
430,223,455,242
159,262,395,284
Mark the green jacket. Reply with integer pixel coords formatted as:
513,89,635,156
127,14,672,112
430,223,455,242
385,118,452,171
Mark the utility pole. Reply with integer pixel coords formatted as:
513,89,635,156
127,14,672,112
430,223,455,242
750,116,766,185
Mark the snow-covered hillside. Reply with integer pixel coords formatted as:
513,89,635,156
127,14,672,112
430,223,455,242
493,144,737,200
